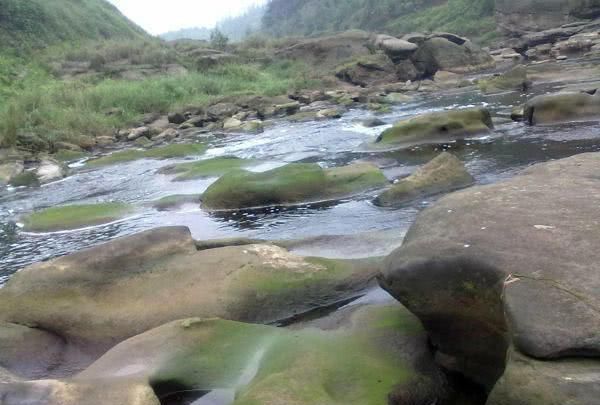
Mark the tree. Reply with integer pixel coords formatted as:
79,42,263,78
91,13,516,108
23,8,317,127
210,28,229,50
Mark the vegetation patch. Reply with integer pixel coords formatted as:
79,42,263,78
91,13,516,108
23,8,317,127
21,202,134,232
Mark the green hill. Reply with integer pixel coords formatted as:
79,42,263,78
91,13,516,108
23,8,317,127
0,0,148,49
262,0,498,43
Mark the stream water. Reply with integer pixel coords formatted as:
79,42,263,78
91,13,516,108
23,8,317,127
1,79,600,285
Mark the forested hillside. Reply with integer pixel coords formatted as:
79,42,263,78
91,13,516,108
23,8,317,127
262,0,497,42
0,0,147,48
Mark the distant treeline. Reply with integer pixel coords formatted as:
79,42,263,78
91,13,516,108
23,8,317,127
160,4,265,42
161,0,497,44
262,0,497,42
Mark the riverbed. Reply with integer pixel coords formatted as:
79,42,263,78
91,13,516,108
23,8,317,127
1,75,599,285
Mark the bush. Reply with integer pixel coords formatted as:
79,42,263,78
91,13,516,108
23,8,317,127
210,29,229,51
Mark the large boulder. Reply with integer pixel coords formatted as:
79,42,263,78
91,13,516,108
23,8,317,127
496,0,600,35
1,303,448,405
524,91,600,124
374,153,474,207
335,54,399,87
412,36,495,77
374,34,419,62
373,108,494,149
202,162,388,210
378,153,600,396
276,30,373,69
0,227,380,376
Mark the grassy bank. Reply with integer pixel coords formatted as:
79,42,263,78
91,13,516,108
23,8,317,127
0,55,317,149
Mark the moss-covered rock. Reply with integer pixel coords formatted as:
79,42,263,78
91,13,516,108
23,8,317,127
524,91,600,125
151,194,201,211
202,163,388,210
65,304,444,405
53,150,88,163
20,202,134,232
9,171,40,187
375,152,474,207
158,157,254,181
478,65,531,94
373,108,494,149
86,143,206,167
0,227,380,373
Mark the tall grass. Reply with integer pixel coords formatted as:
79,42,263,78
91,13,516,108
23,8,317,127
0,61,319,148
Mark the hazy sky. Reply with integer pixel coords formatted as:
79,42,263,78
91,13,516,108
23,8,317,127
107,0,267,35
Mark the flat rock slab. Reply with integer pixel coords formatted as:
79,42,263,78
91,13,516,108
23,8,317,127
0,227,380,377
379,152,600,385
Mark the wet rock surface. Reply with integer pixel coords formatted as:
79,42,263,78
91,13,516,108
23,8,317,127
379,153,600,398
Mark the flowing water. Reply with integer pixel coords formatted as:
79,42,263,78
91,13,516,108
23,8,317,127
1,80,600,285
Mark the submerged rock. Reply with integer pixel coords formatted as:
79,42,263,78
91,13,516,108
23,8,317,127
158,156,254,181
0,227,381,375
20,202,134,232
202,162,388,210
151,194,201,211
524,91,600,124
379,153,600,394
362,117,387,127
374,108,493,149
375,153,474,207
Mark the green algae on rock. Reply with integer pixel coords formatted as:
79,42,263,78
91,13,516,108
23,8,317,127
151,194,201,211
202,162,388,210
0,227,380,361
373,108,494,149
20,202,134,232
9,171,40,187
158,157,254,181
478,65,531,94
86,143,207,167
524,91,600,125
55,304,443,405
375,152,474,207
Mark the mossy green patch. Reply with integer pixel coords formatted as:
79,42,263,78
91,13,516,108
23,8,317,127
21,202,133,232
158,157,253,181
152,194,201,211
53,150,88,163
374,152,474,207
202,163,387,210
86,143,207,167
478,66,529,94
149,305,421,405
374,108,493,149
9,171,39,187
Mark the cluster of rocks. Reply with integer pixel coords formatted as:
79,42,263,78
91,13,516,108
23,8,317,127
333,31,495,87
493,19,600,62
0,227,454,405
